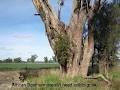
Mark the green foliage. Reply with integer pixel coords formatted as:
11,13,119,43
44,57,49,63
3,58,13,63
90,2,120,76
0,60,2,63
44,56,57,63
14,57,22,63
55,35,70,66
93,2,119,68
27,54,38,63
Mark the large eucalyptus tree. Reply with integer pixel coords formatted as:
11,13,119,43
32,0,102,77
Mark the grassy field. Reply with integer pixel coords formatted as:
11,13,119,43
13,62,120,90
0,62,120,90
0,63,59,70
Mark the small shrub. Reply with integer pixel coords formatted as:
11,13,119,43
55,35,70,66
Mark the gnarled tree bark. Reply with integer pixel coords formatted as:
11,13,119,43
32,0,101,77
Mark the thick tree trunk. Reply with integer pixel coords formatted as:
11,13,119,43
65,10,86,77
80,26,94,77
32,0,101,77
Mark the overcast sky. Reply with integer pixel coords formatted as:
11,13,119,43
0,0,114,61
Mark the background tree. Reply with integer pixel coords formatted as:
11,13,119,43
90,2,120,77
27,54,38,63
44,56,49,63
92,1,113,76
14,57,22,63
3,58,13,63
52,56,57,63
49,58,54,63
0,60,2,63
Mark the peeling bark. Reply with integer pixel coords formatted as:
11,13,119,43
32,0,101,77
80,26,94,77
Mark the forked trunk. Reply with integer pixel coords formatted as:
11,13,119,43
32,0,101,77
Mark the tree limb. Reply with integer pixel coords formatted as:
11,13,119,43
32,0,66,33
32,0,57,22
32,0,66,53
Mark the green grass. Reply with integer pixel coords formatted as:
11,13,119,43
108,63,120,90
4,62,120,90
26,74,100,90
25,72,107,90
0,63,59,70
23,62,120,90
109,62,120,80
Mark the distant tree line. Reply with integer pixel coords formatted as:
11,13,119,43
43,56,57,63
0,54,38,63
0,54,57,63
0,57,23,63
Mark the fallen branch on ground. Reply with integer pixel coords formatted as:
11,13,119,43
85,74,112,85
